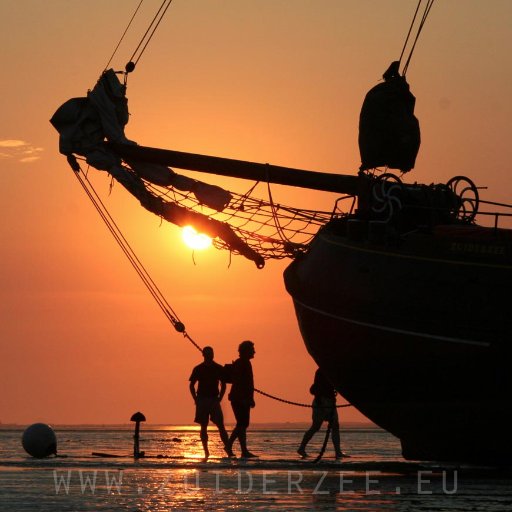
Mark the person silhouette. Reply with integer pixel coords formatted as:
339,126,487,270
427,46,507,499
189,346,234,460
226,340,257,458
297,368,343,460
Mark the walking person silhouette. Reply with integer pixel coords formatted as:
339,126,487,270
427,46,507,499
298,368,343,460
226,340,258,458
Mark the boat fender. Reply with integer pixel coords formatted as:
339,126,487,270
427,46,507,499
22,423,57,458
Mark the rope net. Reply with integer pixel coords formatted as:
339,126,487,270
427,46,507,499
118,162,348,262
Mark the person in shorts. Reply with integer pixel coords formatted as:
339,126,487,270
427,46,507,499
189,346,234,460
297,368,343,460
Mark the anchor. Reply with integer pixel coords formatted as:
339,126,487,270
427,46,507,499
131,411,146,458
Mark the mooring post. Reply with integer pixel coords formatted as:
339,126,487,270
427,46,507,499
130,412,146,458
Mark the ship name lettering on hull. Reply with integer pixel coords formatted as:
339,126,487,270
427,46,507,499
450,242,506,256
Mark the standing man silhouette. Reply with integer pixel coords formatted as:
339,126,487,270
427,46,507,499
189,346,234,460
227,340,257,458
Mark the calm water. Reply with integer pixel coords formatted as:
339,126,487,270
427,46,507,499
1,424,511,511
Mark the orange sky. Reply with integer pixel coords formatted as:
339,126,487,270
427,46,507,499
1,0,511,425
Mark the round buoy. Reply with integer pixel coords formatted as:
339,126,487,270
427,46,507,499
22,423,57,458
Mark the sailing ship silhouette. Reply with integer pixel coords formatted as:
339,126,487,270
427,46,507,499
50,0,512,464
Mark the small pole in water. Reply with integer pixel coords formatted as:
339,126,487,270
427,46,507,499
130,412,146,458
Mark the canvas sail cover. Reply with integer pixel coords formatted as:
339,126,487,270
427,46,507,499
358,62,420,173
50,70,231,212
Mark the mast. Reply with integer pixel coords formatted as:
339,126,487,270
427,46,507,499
108,143,361,196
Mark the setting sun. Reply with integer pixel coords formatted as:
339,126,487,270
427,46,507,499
182,225,212,250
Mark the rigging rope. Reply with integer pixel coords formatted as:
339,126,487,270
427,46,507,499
128,0,174,68
399,0,435,76
103,0,145,72
266,176,294,249
313,407,337,463
71,163,184,333
69,162,351,410
398,0,421,66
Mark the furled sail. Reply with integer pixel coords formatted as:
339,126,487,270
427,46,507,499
50,70,336,267
358,61,421,173
50,70,268,267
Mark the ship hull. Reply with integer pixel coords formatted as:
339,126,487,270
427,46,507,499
284,222,512,464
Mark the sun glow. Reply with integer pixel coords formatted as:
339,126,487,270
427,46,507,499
182,226,212,250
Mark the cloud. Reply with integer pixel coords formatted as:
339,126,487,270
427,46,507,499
19,156,41,163
0,139,43,163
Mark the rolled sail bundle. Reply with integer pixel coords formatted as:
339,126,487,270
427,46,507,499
358,61,420,173
50,70,263,267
